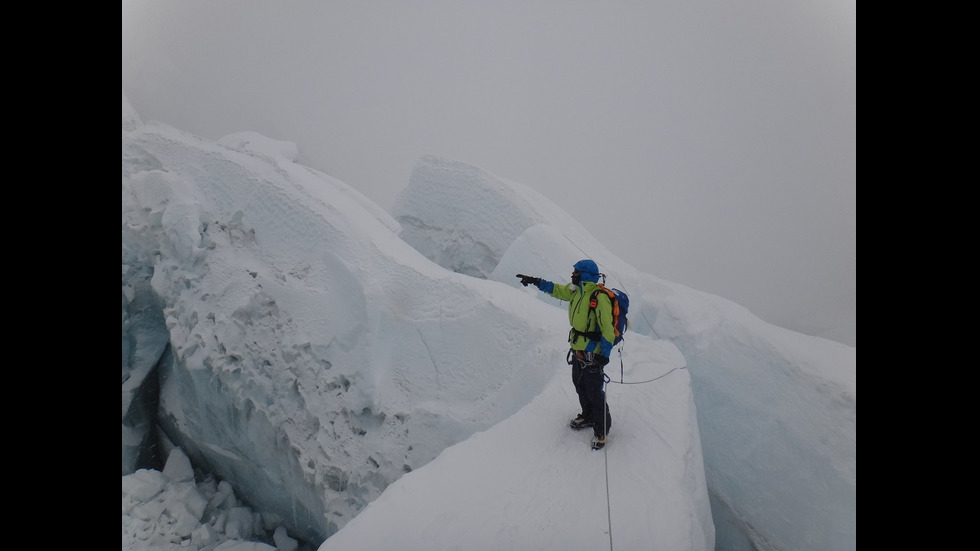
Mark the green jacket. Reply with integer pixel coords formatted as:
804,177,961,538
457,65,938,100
546,280,616,355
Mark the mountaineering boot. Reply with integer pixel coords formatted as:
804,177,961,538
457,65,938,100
569,414,594,430
591,434,606,450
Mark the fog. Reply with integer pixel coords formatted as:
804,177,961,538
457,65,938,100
121,0,856,346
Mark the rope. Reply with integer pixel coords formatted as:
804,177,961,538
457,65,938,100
601,374,613,551
606,365,687,385
605,345,687,385
595,351,684,551
561,232,593,260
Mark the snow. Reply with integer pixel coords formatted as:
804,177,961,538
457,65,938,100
122,90,855,551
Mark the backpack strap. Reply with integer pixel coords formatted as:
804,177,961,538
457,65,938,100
571,285,622,345
570,289,605,342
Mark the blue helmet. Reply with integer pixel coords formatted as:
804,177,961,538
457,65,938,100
572,259,600,283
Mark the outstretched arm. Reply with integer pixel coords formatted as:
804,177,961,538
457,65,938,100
516,274,559,295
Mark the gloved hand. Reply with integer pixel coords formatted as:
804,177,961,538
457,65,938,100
516,274,541,288
594,354,610,367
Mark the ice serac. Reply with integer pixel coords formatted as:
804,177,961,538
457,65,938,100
122,113,566,543
388,154,856,551
391,154,547,278
121,276,168,475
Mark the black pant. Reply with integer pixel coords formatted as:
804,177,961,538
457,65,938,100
571,354,611,438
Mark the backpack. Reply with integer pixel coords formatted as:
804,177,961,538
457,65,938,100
588,283,630,345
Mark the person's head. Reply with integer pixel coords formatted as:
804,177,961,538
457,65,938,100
571,259,599,285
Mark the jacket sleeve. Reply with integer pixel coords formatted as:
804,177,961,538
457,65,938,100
594,293,616,356
541,280,575,301
537,279,555,294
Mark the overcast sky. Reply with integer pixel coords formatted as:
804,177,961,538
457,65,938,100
121,0,856,346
